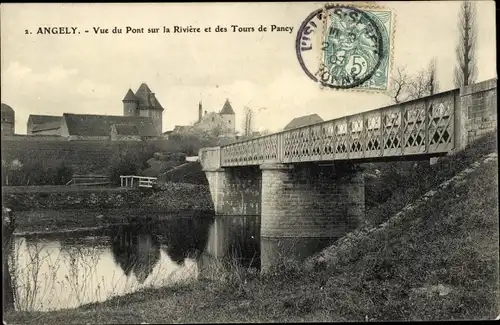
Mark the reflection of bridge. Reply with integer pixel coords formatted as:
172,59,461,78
199,79,497,272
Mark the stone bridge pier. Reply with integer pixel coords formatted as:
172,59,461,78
201,147,365,272
203,165,262,260
260,162,364,272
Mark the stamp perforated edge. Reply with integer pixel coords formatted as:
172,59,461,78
313,1,396,94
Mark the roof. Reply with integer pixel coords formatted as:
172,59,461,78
112,124,139,135
284,114,324,130
134,83,164,111
1,103,14,113
220,99,235,115
172,125,192,133
195,111,225,125
63,113,159,137
122,89,138,102
32,120,61,132
28,115,61,125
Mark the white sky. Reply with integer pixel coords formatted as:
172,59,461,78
1,1,496,134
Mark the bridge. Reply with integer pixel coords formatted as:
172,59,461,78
199,78,497,272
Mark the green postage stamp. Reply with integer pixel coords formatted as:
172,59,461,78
296,2,394,91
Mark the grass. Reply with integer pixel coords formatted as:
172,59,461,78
4,133,499,323
364,131,498,226
4,132,498,323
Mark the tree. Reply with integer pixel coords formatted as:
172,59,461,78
388,59,440,104
388,66,412,104
427,58,439,95
454,0,477,87
242,106,254,136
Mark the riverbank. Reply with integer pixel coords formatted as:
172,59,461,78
4,182,214,234
4,153,498,323
12,207,214,235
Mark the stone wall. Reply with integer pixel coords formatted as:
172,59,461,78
3,182,214,212
205,166,261,216
461,78,497,144
2,187,146,211
143,182,214,212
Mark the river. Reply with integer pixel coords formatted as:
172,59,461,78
4,211,260,312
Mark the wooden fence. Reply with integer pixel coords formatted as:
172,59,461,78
120,175,158,188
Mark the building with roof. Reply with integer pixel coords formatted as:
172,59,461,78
24,83,164,140
283,113,324,131
110,124,141,141
60,113,160,141
27,115,61,135
122,83,164,134
1,103,15,135
169,99,236,137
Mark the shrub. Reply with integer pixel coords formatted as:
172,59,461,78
108,152,142,185
1,158,74,186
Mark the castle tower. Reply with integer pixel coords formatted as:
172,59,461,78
219,98,236,136
133,83,165,135
1,103,15,135
122,89,139,116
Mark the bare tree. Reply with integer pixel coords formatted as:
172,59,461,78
454,0,477,87
242,106,254,136
389,66,411,104
389,59,440,103
407,70,431,100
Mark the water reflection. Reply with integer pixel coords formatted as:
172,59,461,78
7,211,260,311
110,226,161,283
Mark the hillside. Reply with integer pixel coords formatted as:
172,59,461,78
5,133,498,323
158,161,207,185
363,131,498,226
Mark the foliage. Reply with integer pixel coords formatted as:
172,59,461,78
2,158,74,186
389,59,439,104
454,0,477,87
162,132,219,156
107,151,144,185
242,106,254,136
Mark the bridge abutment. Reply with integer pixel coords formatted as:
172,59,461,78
204,166,261,262
259,162,365,272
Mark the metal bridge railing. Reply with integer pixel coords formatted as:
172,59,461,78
200,89,460,169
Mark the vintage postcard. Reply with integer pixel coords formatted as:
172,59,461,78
1,1,498,323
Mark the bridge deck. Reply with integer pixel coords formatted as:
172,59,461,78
201,89,462,169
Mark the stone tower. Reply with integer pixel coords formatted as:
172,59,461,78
122,83,164,134
219,99,235,136
1,103,15,135
122,89,139,116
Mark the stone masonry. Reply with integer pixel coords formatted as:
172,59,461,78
460,78,497,144
205,166,261,216
259,162,364,272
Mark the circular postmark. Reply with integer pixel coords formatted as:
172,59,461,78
296,4,385,89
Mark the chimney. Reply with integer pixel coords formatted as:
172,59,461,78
198,101,203,122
